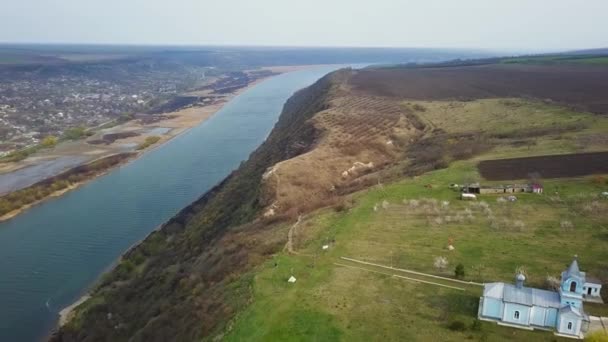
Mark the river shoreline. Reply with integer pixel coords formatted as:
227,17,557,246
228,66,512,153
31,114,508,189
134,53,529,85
0,65,320,223
49,65,338,331
0,153,136,222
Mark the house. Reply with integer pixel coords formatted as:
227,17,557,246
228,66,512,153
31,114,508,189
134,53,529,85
478,257,602,339
583,277,603,303
531,183,544,194
462,183,543,195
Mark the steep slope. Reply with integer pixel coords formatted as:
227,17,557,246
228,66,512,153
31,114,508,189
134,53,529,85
51,70,345,342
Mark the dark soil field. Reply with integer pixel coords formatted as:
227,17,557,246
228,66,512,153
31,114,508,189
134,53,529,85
88,131,140,145
148,96,201,114
478,151,608,180
350,64,608,114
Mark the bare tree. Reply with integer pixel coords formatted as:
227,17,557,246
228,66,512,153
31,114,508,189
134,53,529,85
560,219,574,231
515,265,528,278
545,275,561,291
434,256,449,272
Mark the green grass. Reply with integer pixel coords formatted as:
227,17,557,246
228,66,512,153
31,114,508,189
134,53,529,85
572,57,608,65
224,158,608,341
137,135,161,150
406,98,599,136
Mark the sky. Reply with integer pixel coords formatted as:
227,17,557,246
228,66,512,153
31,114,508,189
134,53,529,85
1,0,607,53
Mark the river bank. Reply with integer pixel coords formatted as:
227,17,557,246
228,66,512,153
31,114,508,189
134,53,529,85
0,65,315,222
0,65,346,342
45,65,340,330
0,152,136,222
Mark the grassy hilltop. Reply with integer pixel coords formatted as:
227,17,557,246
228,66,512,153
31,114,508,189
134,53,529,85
53,61,608,341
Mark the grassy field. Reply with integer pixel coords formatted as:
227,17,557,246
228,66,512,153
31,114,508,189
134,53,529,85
222,99,608,341
405,98,608,159
223,163,608,341
405,98,601,136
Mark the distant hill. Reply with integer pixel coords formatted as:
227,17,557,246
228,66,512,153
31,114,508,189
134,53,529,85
566,47,608,55
0,44,491,69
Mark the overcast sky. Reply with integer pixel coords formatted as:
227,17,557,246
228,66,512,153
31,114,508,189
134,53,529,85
1,0,607,53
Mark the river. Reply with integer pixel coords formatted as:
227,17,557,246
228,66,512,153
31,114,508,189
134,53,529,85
0,65,345,341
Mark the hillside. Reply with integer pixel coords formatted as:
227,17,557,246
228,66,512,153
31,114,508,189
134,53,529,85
52,63,608,341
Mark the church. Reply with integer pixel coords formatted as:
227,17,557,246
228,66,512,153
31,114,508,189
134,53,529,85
478,257,603,339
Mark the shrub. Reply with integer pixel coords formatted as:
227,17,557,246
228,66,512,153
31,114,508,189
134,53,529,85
333,200,352,213
412,103,426,112
591,175,607,185
137,136,162,150
455,263,465,279
545,275,560,291
560,220,574,231
470,319,482,331
64,127,88,140
434,256,449,272
41,135,58,148
448,320,467,331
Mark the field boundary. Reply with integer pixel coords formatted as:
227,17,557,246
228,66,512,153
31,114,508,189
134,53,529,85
334,262,466,291
340,256,484,287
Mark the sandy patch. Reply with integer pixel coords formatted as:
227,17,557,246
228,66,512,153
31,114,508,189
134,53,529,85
58,295,91,326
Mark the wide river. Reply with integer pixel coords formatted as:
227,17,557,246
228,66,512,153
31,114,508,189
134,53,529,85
0,65,344,341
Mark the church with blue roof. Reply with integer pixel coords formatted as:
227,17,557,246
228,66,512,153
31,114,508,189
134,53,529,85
478,257,603,339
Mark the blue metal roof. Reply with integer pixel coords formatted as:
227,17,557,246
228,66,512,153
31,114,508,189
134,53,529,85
483,282,561,309
560,305,582,317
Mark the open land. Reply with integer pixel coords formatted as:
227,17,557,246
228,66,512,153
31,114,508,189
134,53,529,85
54,62,608,341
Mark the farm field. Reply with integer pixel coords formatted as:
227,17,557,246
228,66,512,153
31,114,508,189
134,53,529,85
351,64,608,114
479,151,608,180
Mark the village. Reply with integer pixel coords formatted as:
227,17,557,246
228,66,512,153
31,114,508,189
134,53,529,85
0,64,207,154
0,62,269,156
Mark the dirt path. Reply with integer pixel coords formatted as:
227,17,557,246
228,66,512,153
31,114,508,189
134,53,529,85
284,214,303,254
334,262,467,291
339,256,484,287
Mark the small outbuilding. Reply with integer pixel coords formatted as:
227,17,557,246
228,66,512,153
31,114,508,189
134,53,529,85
461,193,477,200
462,183,543,195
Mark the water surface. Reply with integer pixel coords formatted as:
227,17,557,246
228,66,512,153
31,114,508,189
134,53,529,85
0,65,344,341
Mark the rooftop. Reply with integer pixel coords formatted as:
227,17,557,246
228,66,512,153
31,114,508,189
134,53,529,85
483,282,561,308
